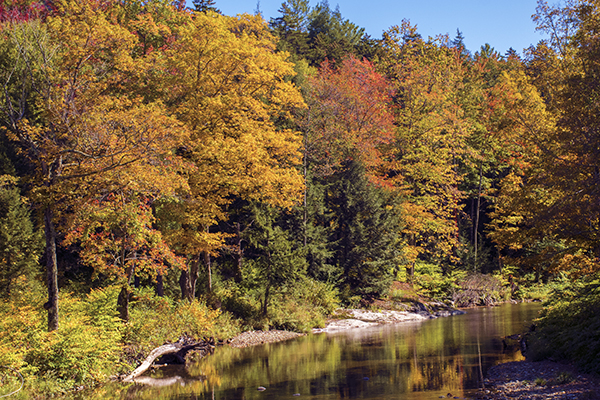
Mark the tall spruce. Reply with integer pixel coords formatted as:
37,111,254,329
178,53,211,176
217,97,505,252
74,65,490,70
325,161,399,299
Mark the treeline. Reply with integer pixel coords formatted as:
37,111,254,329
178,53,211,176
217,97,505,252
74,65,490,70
1,0,600,389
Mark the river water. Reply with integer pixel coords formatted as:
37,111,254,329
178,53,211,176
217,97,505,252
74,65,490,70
110,303,541,400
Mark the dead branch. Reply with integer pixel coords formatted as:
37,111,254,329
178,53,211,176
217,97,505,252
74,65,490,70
122,338,213,383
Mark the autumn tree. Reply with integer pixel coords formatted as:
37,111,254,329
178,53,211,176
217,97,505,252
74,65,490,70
157,11,305,301
301,56,394,176
64,194,185,321
295,55,395,283
0,0,188,330
380,22,474,274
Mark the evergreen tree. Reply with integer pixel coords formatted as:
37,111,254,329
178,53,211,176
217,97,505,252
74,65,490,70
306,2,365,66
325,161,399,299
244,202,307,316
269,0,311,58
451,28,470,59
0,182,43,297
192,0,219,13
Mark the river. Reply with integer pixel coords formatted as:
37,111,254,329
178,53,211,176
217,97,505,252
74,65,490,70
106,303,541,400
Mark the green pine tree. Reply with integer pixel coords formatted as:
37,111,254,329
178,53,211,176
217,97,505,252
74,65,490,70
0,182,43,297
192,0,220,13
244,202,307,316
325,161,400,299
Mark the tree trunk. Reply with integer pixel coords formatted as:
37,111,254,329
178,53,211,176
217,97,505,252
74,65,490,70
189,258,199,299
262,282,271,317
179,269,190,301
303,146,308,248
117,265,135,322
155,273,164,297
117,287,130,322
122,338,213,383
204,251,212,293
407,262,415,281
406,234,415,282
474,164,483,272
44,208,59,332
179,259,200,302
234,222,243,282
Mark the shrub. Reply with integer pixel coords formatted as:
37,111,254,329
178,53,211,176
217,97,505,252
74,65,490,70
123,287,230,361
217,280,262,323
24,288,123,386
534,377,547,386
528,277,600,374
452,273,508,307
268,278,339,333
0,286,123,394
553,371,574,385
412,264,464,301
388,281,420,302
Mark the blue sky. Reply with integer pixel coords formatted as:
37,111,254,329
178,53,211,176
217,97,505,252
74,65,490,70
197,0,548,56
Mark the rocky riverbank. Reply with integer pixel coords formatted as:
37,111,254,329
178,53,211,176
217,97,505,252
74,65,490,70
228,330,305,348
312,305,465,333
226,304,465,347
473,361,600,400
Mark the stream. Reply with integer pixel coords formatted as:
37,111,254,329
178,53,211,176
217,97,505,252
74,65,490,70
98,302,542,400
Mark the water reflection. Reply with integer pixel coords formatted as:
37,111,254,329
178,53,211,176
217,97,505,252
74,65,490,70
90,303,541,400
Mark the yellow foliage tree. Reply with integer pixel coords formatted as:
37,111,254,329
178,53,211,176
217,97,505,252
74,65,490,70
1,0,188,330
159,11,305,299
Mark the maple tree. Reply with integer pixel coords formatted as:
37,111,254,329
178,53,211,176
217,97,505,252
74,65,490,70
64,194,185,321
156,11,306,300
487,1,600,279
0,0,51,23
0,0,188,329
300,55,395,179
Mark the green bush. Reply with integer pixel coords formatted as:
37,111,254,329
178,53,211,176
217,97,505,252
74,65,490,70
268,278,339,333
0,285,123,396
512,272,569,301
528,277,600,374
123,287,233,361
217,280,262,323
413,264,464,301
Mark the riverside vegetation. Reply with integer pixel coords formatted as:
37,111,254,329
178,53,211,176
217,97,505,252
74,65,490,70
1,0,600,398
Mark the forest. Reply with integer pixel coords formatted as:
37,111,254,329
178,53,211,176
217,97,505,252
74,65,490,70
1,0,599,396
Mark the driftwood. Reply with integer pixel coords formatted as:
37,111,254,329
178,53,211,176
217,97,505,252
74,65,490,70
127,376,187,387
122,338,213,383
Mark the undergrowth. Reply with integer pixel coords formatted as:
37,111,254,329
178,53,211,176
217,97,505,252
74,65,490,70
0,282,238,398
528,275,600,374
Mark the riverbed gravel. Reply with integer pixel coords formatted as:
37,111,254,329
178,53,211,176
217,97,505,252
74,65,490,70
473,361,600,399
228,330,305,348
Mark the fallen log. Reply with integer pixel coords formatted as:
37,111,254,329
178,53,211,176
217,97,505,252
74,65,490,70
122,338,213,383
127,375,187,387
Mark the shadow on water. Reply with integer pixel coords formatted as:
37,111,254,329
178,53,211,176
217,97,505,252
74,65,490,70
87,303,541,400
